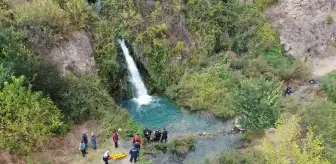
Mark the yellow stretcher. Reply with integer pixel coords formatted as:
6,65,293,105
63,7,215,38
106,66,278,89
109,152,127,160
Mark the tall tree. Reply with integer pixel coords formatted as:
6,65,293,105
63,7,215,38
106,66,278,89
232,76,281,130
0,76,62,153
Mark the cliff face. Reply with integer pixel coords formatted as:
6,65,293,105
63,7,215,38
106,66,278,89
38,30,96,76
266,0,336,75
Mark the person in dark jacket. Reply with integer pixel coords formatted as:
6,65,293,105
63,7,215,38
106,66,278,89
102,151,109,164
129,147,139,163
284,84,292,96
155,130,162,141
112,130,119,148
79,141,86,157
161,128,168,143
87,0,96,5
143,128,152,142
82,132,88,153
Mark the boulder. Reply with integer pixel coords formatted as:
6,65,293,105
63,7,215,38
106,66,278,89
46,30,96,76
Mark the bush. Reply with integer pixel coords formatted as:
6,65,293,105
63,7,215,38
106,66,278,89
301,100,336,161
321,76,336,102
255,0,279,11
327,15,333,25
259,115,330,164
214,150,265,164
232,76,282,130
143,142,168,154
166,63,235,118
15,0,71,34
169,136,196,157
0,76,62,154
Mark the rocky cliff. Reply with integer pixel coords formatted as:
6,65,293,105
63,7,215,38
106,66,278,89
41,30,96,76
266,0,336,75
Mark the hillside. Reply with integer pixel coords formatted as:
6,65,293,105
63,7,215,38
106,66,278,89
1,0,336,164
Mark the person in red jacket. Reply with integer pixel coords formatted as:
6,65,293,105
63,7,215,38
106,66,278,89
132,134,142,150
112,130,119,148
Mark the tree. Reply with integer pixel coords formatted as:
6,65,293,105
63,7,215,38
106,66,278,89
232,76,281,130
0,76,62,154
259,115,330,164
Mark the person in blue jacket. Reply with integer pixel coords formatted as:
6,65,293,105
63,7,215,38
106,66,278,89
91,132,97,150
79,141,86,157
129,146,139,163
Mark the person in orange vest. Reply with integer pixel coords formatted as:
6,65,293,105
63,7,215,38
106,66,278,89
112,130,119,148
132,134,142,150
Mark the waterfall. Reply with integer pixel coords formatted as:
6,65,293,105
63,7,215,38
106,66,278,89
118,39,152,105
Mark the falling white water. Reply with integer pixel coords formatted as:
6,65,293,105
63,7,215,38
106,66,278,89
118,39,152,105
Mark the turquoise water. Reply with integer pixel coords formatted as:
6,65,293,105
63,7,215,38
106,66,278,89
121,96,225,134
121,96,242,164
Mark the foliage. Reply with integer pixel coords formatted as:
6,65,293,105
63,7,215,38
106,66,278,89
301,100,336,162
143,142,168,154
327,15,333,25
168,135,196,157
255,0,279,11
0,76,62,154
166,56,236,118
209,150,265,164
321,76,336,103
258,115,330,164
232,76,282,130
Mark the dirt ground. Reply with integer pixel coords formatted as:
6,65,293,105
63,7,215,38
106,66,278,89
0,121,133,164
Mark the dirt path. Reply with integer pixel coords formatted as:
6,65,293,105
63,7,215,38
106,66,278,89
70,139,132,164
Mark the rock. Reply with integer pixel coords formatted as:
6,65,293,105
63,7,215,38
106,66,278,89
45,30,96,76
266,0,336,75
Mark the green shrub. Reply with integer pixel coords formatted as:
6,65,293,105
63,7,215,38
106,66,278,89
281,61,311,81
301,100,336,161
169,136,196,157
255,0,279,11
143,142,168,154
213,150,265,164
50,122,71,136
15,0,71,34
0,76,62,154
166,63,235,118
232,76,282,130
327,15,333,25
321,76,336,102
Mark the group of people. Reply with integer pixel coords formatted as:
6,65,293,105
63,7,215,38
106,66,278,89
79,128,168,163
79,132,97,157
143,128,168,143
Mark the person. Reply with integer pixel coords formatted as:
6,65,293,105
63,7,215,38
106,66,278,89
132,134,142,150
161,128,168,143
155,130,162,142
112,130,119,148
82,132,88,152
284,84,292,96
132,134,142,145
143,128,152,142
102,151,109,164
91,132,97,150
79,140,86,157
87,0,96,5
129,146,139,163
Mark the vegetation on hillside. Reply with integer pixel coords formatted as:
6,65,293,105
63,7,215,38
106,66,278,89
0,76,62,153
0,0,334,164
0,0,138,156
